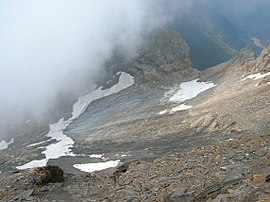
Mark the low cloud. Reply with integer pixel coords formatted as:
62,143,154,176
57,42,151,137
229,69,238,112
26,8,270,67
0,0,170,138
252,37,265,49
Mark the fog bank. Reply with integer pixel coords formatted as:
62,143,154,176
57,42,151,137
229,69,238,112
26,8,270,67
0,0,170,138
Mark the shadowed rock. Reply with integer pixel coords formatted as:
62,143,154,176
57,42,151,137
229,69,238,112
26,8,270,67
31,165,64,185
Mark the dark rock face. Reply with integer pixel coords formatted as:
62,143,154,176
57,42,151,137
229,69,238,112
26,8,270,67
32,165,64,185
0,166,64,201
133,29,195,80
264,165,270,182
103,29,198,83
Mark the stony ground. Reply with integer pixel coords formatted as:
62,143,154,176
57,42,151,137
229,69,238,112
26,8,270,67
1,132,270,201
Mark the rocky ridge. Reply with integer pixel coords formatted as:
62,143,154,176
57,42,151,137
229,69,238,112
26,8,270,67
103,29,198,83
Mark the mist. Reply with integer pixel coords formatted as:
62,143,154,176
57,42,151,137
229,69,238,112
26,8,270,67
1,0,270,139
0,0,170,138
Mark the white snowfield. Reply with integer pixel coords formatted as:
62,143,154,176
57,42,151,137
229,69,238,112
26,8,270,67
72,72,135,119
26,139,50,148
158,109,168,115
159,79,216,114
0,138,14,151
242,72,270,81
89,154,104,159
73,160,121,173
16,72,134,170
169,79,216,103
170,104,192,113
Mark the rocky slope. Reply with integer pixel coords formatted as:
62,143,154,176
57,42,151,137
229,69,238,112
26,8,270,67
2,132,269,201
0,29,270,201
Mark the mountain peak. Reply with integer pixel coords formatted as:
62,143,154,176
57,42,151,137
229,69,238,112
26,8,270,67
258,45,270,64
230,45,256,65
103,29,198,83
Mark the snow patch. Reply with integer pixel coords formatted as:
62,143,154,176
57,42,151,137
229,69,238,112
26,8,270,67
169,79,216,103
16,72,134,170
159,79,216,115
26,139,50,148
73,160,120,173
42,118,76,160
0,138,14,151
120,154,130,157
170,104,192,113
89,154,104,159
158,109,168,115
16,159,47,170
115,154,132,158
72,72,134,118
242,72,270,81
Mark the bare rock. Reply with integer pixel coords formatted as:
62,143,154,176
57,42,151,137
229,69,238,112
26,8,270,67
31,165,64,185
263,165,270,182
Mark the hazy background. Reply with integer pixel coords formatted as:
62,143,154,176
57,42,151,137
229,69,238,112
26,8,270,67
205,0,270,44
0,0,171,139
0,0,270,140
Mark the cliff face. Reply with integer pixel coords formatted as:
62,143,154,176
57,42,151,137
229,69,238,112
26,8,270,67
132,29,196,80
103,29,198,83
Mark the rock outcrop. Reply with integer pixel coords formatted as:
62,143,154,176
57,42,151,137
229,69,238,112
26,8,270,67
189,44,270,135
227,45,270,74
103,29,198,83
252,45,270,72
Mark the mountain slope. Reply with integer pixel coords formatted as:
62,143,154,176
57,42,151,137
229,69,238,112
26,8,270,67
0,30,270,201
169,3,245,69
205,0,270,44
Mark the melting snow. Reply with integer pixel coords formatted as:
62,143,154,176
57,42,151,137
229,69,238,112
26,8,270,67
16,159,47,170
159,79,216,115
170,104,192,113
169,79,216,103
89,154,104,159
158,109,168,115
26,139,50,148
242,72,270,81
73,160,120,173
16,72,134,170
72,72,134,118
115,154,132,158
0,138,14,151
